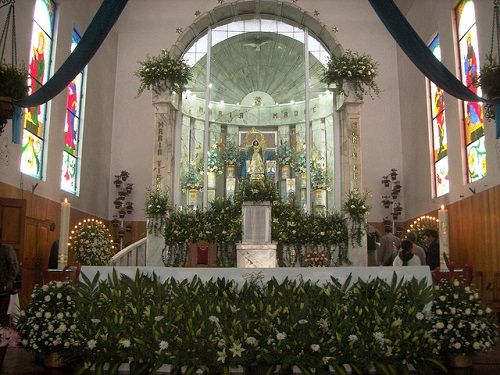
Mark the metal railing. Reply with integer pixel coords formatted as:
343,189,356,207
110,237,147,266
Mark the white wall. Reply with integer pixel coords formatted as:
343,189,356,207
0,0,118,219
110,0,403,221
398,0,499,220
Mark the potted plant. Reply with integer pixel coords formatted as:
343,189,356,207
391,189,399,200
125,201,133,214
120,170,129,181
381,175,390,187
207,144,223,188
125,183,133,194
293,150,307,186
16,281,77,368
431,278,498,367
321,49,380,100
0,61,28,128
390,168,398,180
222,142,241,177
476,54,500,120
68,219,114,266
113,176,122,188
144,187,170,235
310,164,331,207
182,165,202,205
113,199,122,209
136,49,192,95
382,196,392,209
111,216,120,227
276,141,294,179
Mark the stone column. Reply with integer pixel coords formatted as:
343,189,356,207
338,90,366,266
147,91,178,266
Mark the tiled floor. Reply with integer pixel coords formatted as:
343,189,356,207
1,346,500,374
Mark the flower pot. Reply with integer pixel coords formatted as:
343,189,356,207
126,187,132,194
207,171,216,189
114,181,122,188
118,195,125,201
43,352,64,368
188,189,198,206
314,188,326,207
126,209,133,214
383,182,390,187
383,203,390,208
448,354,472,368
390,173,397,180
119,213,125,219
226,164,235,178
281,165,290,179
391,194,398,199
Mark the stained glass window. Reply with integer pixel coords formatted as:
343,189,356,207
428,35,449,197
61,28,86,194
21,0,56,179
455,0,486,182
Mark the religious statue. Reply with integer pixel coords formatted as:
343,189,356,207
249,140,265,182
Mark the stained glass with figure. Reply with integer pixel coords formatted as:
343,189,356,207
21,0,56,178
61,28,86,195
428,35,449,196
456,0,486,182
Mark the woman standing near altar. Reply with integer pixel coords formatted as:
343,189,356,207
393,240,421,267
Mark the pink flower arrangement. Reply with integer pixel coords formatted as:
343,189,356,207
0,327,21,347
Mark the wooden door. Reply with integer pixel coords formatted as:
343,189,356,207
20,218,51,307
0,197,26,258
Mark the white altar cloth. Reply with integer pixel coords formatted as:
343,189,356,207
79,266,432,286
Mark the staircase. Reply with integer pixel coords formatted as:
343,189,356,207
110,238,147,266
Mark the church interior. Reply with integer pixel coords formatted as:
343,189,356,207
0,0,500,373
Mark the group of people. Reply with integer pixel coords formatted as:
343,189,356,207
368,226,440,269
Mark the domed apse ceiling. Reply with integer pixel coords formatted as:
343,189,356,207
188,31,327,105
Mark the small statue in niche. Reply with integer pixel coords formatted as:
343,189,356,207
249,139,264,182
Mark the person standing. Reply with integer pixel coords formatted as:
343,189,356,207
424,229,440,271
379,227,401,266
407,231,426,265
0,231,20,326
393,240,421,266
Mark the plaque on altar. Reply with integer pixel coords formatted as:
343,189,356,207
241,201,272,243
187,241,216,267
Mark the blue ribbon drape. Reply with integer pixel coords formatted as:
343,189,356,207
368,0,500,138
15,0,128,108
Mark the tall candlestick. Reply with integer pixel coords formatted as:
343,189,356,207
58,198,71,269
438,204,449,270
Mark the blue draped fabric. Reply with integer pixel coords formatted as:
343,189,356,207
12,105,22,144
368,0,500,138
15,0,128,108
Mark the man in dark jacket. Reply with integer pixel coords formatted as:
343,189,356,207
424,229,440,271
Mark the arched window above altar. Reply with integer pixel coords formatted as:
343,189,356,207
176,17,340,213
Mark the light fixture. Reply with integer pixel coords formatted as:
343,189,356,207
208,83,213,88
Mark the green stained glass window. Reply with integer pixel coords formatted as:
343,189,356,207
21,0,56,179
61,28,86,195
455,0,486,182
428,35,449,197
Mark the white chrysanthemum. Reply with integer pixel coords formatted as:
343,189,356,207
373,332,384,342
348,334,358,343
310,344,320,352
246,337,258,346
473,342,481,350
416,312,424,320
435,322,445,329
159,341,169,350
119,339,131,348
276,332,287,341
154,315,164,322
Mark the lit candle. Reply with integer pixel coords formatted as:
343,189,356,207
58,198,71,269
438,204,449,270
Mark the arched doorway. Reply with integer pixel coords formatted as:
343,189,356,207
170,1,345,213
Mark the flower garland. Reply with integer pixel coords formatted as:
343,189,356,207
16,281,78,354
144,188,170,235
343,189,370,247
136,49,191,95
69,219,114,266
321,49,380,100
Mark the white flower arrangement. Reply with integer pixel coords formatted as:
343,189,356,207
69,219,114,266
16,281,78,354
431,278,498,356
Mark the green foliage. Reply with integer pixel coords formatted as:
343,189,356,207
182,165,202,191
144,188,170,235
343,189,370,247
17,281,78,354
0,61,28,99
293,150,307,174
431,278,498,356
234,178,280,205
221,142,241,166
136,50,191,95
321,49,380,100
310,164,331,191
476,54,500,120
276,142,294,166
61,272,445,373
207,144,223,174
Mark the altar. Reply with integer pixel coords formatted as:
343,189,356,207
79,266,432,286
